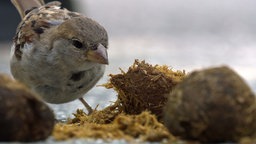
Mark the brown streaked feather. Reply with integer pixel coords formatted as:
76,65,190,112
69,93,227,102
11,0,45,18
12,0,81,60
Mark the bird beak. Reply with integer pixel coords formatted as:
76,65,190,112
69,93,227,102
87,44,108,64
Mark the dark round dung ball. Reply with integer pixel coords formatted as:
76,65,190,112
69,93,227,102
0,74,55,142
163,66,256,142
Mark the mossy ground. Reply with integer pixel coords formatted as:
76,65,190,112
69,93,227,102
53,60,186,143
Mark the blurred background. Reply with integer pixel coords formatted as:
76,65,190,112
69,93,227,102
0,0,256,118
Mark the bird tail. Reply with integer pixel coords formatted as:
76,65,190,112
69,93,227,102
11,0,45,18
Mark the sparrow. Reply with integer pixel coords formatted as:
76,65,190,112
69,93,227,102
10,0,109,114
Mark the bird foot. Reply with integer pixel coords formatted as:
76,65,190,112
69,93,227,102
79,98,93,115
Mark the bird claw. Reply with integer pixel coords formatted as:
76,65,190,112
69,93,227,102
79,98,93,115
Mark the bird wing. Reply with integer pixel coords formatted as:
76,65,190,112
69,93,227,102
11,0,45,18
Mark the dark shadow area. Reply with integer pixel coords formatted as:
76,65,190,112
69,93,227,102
0,0,74,42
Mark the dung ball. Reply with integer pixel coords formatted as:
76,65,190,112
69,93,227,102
0,74,55,142
108,60,186,119
163,66,256,142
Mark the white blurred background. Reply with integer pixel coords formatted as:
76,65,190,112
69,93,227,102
78,0,256,89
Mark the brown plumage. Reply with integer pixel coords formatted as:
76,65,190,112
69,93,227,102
10,0,109,114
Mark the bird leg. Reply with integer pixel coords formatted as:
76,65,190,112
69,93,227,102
79,98,93,115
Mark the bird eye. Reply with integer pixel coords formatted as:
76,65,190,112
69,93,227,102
72,39,83,49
